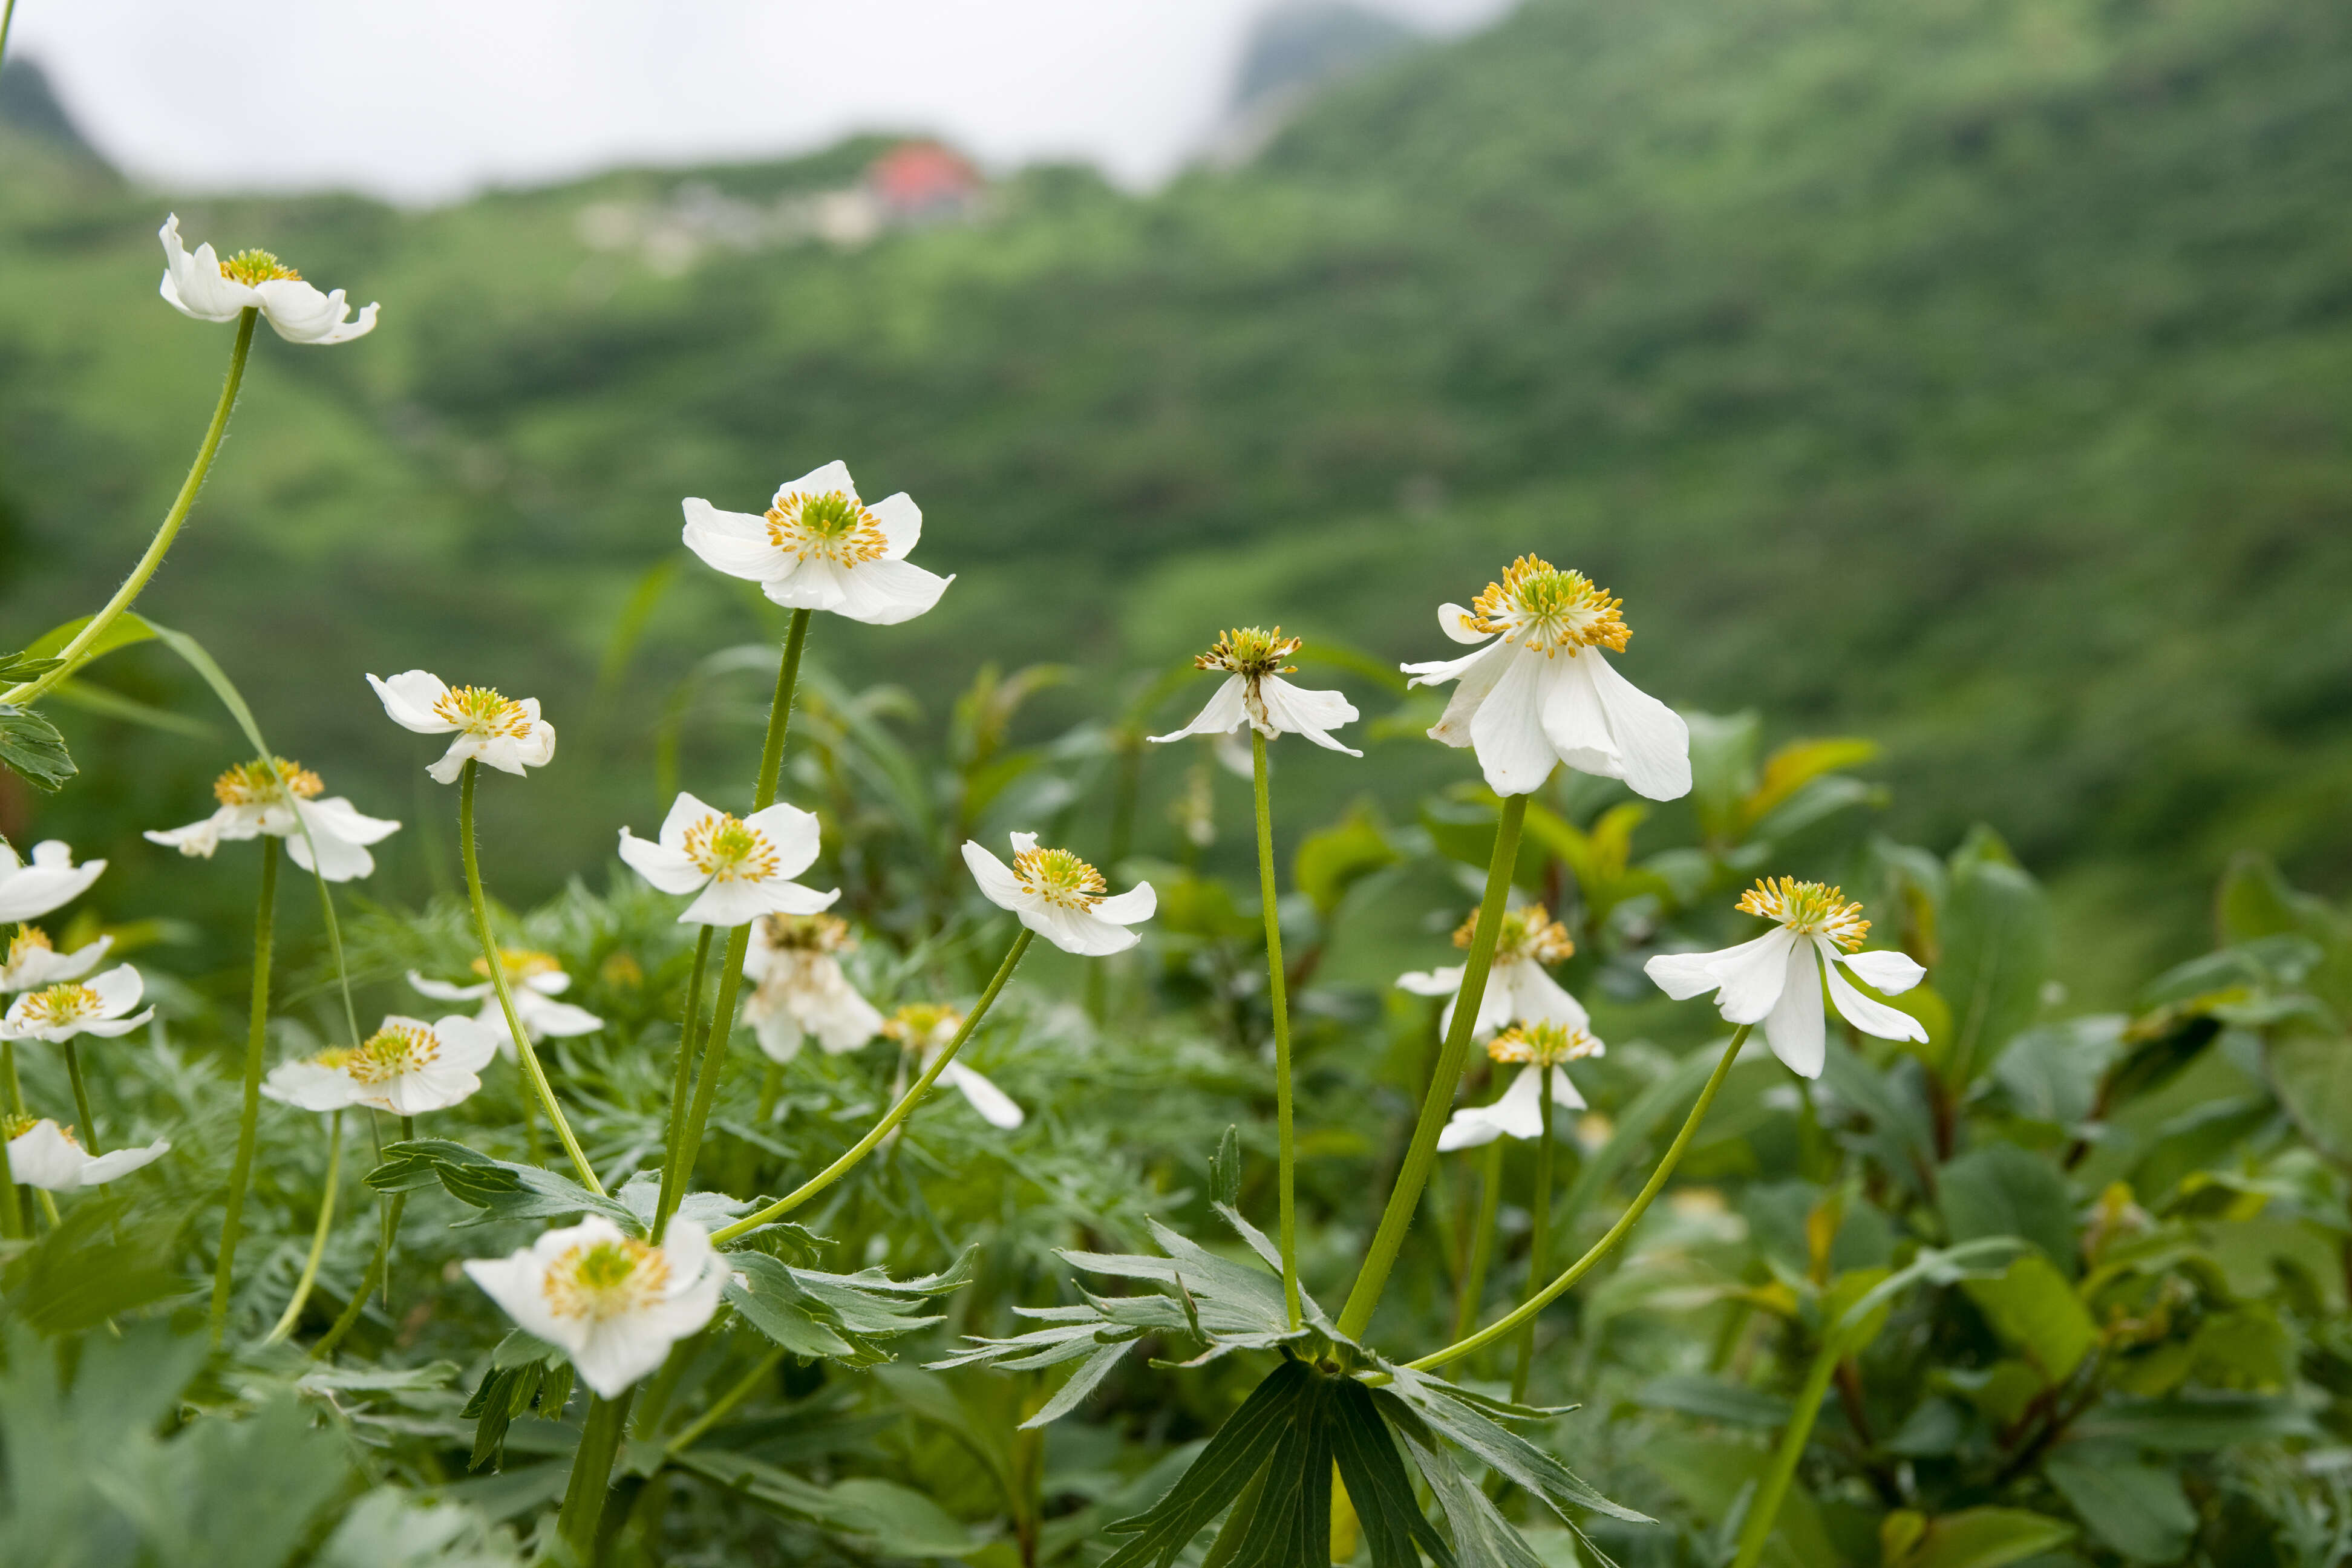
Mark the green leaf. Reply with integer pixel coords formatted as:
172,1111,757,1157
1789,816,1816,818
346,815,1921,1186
1938,1145,2077,1276
1215,1370,1334,1568
1210,1123,1243,1209
1328,1378,1455,1568
23,612,158,664
1938,852,2052,1085
0,1195,186,1334
1100,1359,1313,1568
2265,1022,2352,1162
366,1138,639,1232
1380,1362,1647,1523
1893,1506,2073,1568
1380,1395,1548,1568
2074,1392,2319,1451
1293,802,1399,917
1684,709,1763,846
47,678,216,739
1961,1253,2094,1383
0,649,63,684
1740,735,1881,833
1636,1374,1794,1428
0,705,75,792
2043,1455,2197,1563
724,1253,859,1361
676,1450,984,1558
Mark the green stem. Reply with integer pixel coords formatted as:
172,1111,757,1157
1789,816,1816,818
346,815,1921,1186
0,1042,22,1240
1510,1079,1557,1403
1336,792,1527,1341
309,1191,403,1358
211,838,279,1345
1249,728,1302,1327
1731,1320,1851,1568
458,759,601,1194
710,929,1032,1247
1443,1142,1504,1374
1400,1025,1748,1373
555,1389,639,1555
0,0,18,72
664,1345,787,1456
655,610,809,1238
266,1111,342,1344
61,1040,100,1154
4,310,258,709
652,925,715,1240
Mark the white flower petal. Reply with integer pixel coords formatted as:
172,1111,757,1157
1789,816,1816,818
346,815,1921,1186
1256,676,1362,756
681,498,789,582
157,215,257,321
1823,948,1930,1045
1547,1064,1589,1112
87,964,144,1014
1149,676,1249,745
1395,965,1463,998
1581,650,1693,802
76,1138,172,1186
145,812,234,859
1425,642,1511,753
658,792,719,849
252,277,378,344
944,1062,1025,1129
1644,950,1725,1001
1839,948,1926,996
618,829,709,897
1500,960,1591,1032
1709,929,1802,1025
1468,648,1557,795
1436,601,1491,645
0,843,105,924
1437,1108,1503,1151
742,802,823,878
525,998,604,1038
264,1060,363,1111
867,491,921,559
1537,653,1624,782
368,670,457,734
1025,903,1138,957
1762,942,1828,1079
1482,1065,1549,1140
831,558,952,626
775,461,855,505
5,1120,92,1187
1091,881,1156,926
408,972,491,1004
961,840,1027,911
762,558,851,612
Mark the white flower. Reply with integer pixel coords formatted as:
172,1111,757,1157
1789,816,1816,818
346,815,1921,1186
618,792,838,927
3,1117,170,1190
1,965,153,1042
1402,556,1690,800
1,926,111,994
261,1014,501,1116
681,460,952,625
408,949,603,1058
463,1215,724,1398
1149,627,1361,757
886,1004,1023,1129
366,671,557,784
1397,903,1588,1040
743,914,884,1062
962,832,1155,957
1644,877,1927,1079
1438,1021,1606,1151
157,214,379,345
0,840,105,924
144,756,399,882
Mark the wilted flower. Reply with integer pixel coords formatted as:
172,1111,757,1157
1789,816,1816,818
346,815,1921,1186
1644,878,1927,1079
464,1215,724,1398
1437,1021,1604,1151
1397,903,1588,1040
3,1116,170,1190
886,1002,1022,1129
681,460,952,625
0,840,105,924
261,1014,501,1116
1,926,111,994
962,832,1155,956
743,914,883,1062
366,671,556,783
408,949,603,1057
618,793,838,927
144,756,400,881
1402,557,1690,800
157,214,379,345
1150,627,1361,756
1,965,152,1042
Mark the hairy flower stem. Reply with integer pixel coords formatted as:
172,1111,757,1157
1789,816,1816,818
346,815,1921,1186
4,309,258,710
1510,1086,1557,1403
555,1388,639,1556
654,609,808,1241
1443,1142,1505,1375
664,1345,788,1457
459,759,602,1195
1249,729,1303,1326
1336,792,1528,1341
61,1042,100,1154
1399,1025,1749,1373
211,838,279,1344
652,925,715,1236
0,1042,24,1238
310,1190,404,1359
710,929,1033,1247
266,1111,342,1344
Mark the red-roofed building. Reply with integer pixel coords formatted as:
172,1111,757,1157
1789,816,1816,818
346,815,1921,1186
866,141,984,223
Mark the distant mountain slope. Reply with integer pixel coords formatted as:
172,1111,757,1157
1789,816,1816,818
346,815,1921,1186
2,0,2347,985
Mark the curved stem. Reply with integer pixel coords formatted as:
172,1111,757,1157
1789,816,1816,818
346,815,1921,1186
652,924,715,1240
1510,1080,1557,1403
458,759,601,1194
1443,1142,1504,1374
266,1110,342,1344
1733,1312,1856,1568
1249,728,1301,1327
710,929,1032,1247
0,0,18,72
0,1041,25,1239
664,1345,786,1457
61,1041,100,1154
310,1191,403,1359
1401,1025,1748,1373
1336,792,1527,1341
4,309,258,708
556,1388,639,1554
211,838,279,1345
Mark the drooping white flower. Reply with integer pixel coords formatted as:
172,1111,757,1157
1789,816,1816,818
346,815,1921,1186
1,965,152,1043
1,926,111,994
1644,877,1927,1079
1402,556,1690,800
261,1014,501,1116
681,460,952,625
464,1215,724,1398
1439,1021,1606,1151
365,671,557,784
1397,903,1589,1040
144,756,400,882
3,1116,170,1190
886,1002,1023,1129
408,948,603,1059
962,832,1155,957
157,215,379,345
618,792,838,927
1150,626,1361,757
0,840,105,924
743,913,884,1062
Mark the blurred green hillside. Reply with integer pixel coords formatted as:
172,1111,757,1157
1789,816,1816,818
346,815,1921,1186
2,0,2348,995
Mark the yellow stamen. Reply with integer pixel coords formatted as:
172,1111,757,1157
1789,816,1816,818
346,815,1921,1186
1452,903,1575,965
1488,1020,1603,1067
541,1236,671,1321
682,813,782,883
220,247,302,285
1,1112,51,1142
1012,845,1106,910
760,913,854,953
16,983,99,1030
213,756,324,806
1737,877,1870,951
1195,626,1302,681
471,948,564,982
765,489,889,567
1462,556,1630,656
433,685,535,738
884,1002,964,1051
6,925,54,967
327,1022,441,1085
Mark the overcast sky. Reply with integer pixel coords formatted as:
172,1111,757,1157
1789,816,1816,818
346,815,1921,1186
11,1,1512,206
